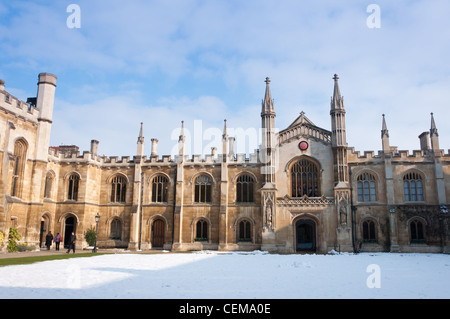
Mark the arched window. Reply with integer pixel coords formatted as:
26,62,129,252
195,220,208,241
43,172,53,198
152,175,169,203
110,219,121,240
362,220,376,242
403,172,424,202
194,175,212,203
410,219,425,243
11,139,27,198
236,174,254,203
238,220,252,242
67,174,80,201
291,158,319,197
110,175,127,203
357,173,377,202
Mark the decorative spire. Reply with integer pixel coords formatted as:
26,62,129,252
430,112,438,136
222,119,228,140
381,114,389,138
178,120,185,157
430,112,440,152
136,122,144,157
137,122,144,144
381,114,391,153
261,77,275,115
178,120,185,142
331,74,344,110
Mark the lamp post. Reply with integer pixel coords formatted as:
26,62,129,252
93,213,100,253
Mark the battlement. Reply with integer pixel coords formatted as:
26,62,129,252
348,146,450,162
48,145,262,167
0,89,39,123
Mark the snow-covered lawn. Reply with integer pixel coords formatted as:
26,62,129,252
0,251,449,299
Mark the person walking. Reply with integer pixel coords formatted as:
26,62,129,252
66,232,77,254
54,233,62,251
45,231,53,250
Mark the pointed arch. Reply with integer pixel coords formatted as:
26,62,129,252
288,156,321,198
10,138,28,198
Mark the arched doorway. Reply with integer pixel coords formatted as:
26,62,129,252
152,219,165,248
64,216,77,248
39,214,51,248
296,219,316,252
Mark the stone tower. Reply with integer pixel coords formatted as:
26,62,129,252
330,74,352,251
260,77,277,250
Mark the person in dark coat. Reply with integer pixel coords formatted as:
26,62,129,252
66,232,77,254
45,231,53,250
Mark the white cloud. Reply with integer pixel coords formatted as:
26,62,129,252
1,0,450,156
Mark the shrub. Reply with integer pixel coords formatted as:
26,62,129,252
17,243,36,252
84,226,97,246
0,231,3,247
7,228,22,253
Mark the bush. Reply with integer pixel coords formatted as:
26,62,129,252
7,228,22,253
84,226,97,246
0,231,3,247
17,243,36,252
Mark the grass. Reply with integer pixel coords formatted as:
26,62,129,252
0,253,110,267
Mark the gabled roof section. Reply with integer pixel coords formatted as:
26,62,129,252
287,111,316,129
279,111,331,146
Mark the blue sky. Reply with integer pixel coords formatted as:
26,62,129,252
0,0,449,157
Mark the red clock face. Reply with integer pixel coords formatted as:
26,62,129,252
299,141,308,151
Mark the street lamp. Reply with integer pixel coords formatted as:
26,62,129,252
93,213,100,253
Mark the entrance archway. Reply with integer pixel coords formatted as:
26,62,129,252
152,219,165,248
296,219,316,252
39,214,51,248
64,216,76,248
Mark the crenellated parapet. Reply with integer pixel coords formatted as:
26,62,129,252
0,88,40,124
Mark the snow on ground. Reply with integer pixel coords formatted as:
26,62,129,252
0,251,449,299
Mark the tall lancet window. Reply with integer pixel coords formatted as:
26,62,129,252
67,174,80,201
110,175,127,203
11,139,27,198
194,175,212,203
291,158,320,197
152,175,169,203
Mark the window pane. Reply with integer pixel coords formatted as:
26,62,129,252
370,181,376,201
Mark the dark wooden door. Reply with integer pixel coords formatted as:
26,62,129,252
152,219,165,248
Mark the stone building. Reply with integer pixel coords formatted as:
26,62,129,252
0,73,448,253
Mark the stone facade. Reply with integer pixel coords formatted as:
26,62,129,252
0,73,448,253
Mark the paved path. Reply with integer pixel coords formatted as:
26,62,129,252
0,248,167,259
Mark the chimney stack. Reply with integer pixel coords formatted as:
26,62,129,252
418,132,430,152
90,140,99,156
151,138,158,156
